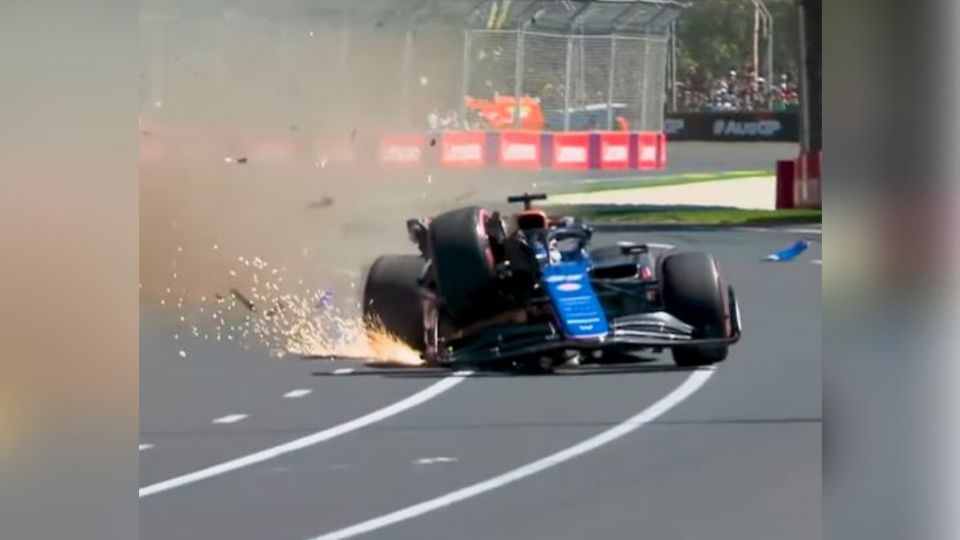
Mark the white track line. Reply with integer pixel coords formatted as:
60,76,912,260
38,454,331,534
812,260,822,266
784,228,822,235
308,368,714,540
212,414,248,425
139,372,471,498
413,457,458,465
139,444,154,451
284,389,313,399
333,368,355,375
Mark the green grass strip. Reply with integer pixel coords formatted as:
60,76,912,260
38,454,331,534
558,169,774,194
545,206,821,226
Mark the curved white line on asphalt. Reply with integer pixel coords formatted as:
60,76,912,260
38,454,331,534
139,371,473,498
308,368,715,540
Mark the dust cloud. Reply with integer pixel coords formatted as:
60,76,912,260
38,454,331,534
139,2,468,304
139,1,480,361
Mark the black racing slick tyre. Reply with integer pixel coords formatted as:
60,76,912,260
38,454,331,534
362,255,425,351
660,251,729,367
428,206,497,326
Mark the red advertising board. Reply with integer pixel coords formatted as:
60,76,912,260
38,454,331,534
379,134,424,166
599,132,630,170
551,132,590,170
498,131,541,169
637,132,659,169
440,131,486,168
656,133,667,169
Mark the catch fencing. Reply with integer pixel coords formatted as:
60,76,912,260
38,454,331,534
463,29,668,132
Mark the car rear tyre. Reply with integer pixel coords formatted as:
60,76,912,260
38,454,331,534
428,206,498,326
660,251,729,367
362,255,425,351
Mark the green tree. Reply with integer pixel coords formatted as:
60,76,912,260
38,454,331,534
676,0,798,82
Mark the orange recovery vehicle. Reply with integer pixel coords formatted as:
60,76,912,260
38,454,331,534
465,95,545,130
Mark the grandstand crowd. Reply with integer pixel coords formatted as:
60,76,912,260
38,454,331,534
674,65,801,112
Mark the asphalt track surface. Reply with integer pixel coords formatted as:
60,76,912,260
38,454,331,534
141,223,821,540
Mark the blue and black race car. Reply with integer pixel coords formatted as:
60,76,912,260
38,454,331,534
362,193,742,370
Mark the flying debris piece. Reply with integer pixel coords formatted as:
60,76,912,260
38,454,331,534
316,291,334,309
765,240,809,262
230,288,256,312
307,197,334,210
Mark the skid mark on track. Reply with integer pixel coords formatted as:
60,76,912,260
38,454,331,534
308,368,715,540
139,372,473,498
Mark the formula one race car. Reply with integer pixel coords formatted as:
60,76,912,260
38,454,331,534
362,194,741,370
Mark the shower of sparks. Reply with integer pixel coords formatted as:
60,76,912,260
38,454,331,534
165,248,423,366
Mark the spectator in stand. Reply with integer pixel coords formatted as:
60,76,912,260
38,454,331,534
673,65,801,112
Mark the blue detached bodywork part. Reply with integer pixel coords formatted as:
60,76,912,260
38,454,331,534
765,240,809,262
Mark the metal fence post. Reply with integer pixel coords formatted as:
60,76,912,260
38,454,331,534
513,27,525,128
400,29,414,128
670,21,678,112
606,35,617,129
461,29,471,121
339,26,351,96
563,33,573,131
639,36,650,130
656,37,668,132
796,0,810,153
766,16,775,98
150,24,164,107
